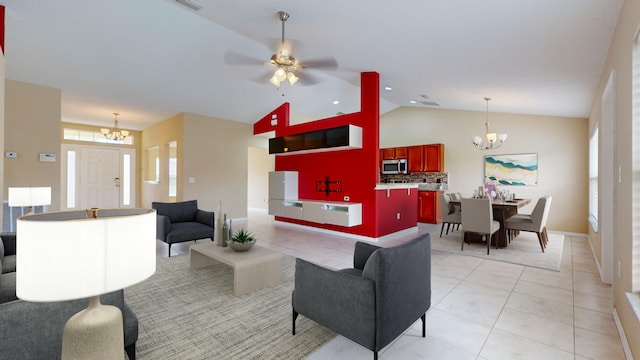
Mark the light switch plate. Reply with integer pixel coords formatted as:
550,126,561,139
5,152,17,158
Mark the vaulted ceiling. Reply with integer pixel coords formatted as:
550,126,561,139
0,0,624,130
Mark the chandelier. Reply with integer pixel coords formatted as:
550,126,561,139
472,97,507,150
101,113,129,141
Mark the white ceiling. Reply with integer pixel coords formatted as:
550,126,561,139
0,0,624,130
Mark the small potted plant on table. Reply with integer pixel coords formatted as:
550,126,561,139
227,228,256,252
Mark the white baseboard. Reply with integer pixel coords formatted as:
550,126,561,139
613,308,635,360
273,219,419,243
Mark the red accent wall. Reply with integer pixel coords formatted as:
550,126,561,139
253,102,289,135
256,72,416,238
0,6,5,55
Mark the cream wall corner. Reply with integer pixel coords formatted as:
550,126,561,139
380,106,588,234
182,113,267,220
587,0,640,357
4,80,61,213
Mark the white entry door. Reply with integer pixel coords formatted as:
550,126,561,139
80,148,120,208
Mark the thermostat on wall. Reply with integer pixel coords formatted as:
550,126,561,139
39,153,56,162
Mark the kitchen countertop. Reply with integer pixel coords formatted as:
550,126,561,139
375,183,448,191
374,183,419,190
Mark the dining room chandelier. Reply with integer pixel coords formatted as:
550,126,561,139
101,112,129,141
472,97,507,150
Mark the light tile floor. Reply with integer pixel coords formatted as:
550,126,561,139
158,210,627,360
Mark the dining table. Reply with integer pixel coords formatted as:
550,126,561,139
449,198,531,248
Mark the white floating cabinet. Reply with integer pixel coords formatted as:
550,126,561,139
322,203,362,227
269,171,298,200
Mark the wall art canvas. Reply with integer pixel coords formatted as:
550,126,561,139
484,153,538,186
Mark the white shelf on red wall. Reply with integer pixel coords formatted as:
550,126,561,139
269,200,362,227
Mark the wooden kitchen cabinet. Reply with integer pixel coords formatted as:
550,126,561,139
418,190,443,224
380,147,407,160
423,144,444,172
407,146,423,173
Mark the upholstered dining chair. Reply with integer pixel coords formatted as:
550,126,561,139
461,198,500,255
438,194,461,237
504,196,552,252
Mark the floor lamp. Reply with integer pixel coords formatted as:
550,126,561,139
16,208,156,360
8,186,51,213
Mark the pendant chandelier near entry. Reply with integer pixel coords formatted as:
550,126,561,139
472,97,507,150
101,112,129,141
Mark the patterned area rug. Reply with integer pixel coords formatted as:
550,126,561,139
430,229,565,271
125,253,335,359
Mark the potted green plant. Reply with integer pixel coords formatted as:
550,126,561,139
227,228,256,252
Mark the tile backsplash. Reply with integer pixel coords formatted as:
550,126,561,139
381,172,448,184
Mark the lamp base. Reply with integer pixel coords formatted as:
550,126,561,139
61,295,124,360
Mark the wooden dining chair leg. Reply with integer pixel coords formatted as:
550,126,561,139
461,232,465,251
446,223,451,235
440,223,446,237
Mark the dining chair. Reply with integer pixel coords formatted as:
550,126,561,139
438,194,461,237
461,198,501,254
504,196,552,252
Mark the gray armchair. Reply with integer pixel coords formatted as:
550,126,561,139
292,233,431,360
152,200,215,256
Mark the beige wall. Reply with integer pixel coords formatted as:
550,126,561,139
4,80,61,212
0,51,5,225
247,146,273,210
140,113,184,206
182,113,267,220
381,106,588,233
588,0,640,356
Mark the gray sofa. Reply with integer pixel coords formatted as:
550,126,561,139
0,233,139,360
292,233,432,360
152,200,215,256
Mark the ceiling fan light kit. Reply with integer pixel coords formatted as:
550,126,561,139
472,97,507,150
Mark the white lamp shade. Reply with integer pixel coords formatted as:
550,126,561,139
16,209,156,301
8,187,51,207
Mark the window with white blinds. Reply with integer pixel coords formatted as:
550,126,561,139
632,41,640,291
589,126,599,232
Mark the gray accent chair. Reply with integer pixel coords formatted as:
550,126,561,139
292,233,431,360
461,198,500,254
505,196,552,252
438,194,461,237
152,200,215,256
0,233,138,360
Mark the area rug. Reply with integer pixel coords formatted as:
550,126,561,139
124,254,335,359
430,229,565,271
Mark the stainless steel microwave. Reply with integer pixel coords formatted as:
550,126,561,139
382,159,408,174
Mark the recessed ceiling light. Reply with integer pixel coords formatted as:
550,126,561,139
409,100,417,104
332,100,340,105
384,86,393,91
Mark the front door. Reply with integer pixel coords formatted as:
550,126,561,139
80,147,120,208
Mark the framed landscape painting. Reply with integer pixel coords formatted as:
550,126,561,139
484,153,538,186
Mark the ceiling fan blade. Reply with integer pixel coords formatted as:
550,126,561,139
300,57,338,71
224,51,266,66
296,71,322,86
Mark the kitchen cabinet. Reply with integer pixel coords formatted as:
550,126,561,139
407,146,424,173
380,147,407,160
424,144,444,172
405,144,445,173
418,190,443,224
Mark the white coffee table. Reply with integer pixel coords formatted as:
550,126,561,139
189,242,282,295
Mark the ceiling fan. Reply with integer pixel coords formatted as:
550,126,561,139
224,11,338,87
